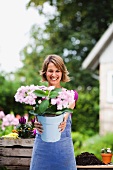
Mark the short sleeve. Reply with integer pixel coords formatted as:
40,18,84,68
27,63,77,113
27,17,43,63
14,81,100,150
73,90,78,101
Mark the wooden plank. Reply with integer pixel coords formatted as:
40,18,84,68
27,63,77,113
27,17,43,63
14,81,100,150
0,138,34,169
77,165,113,169
0,157,31,166
2,166,30,170
0,138,34,147
3,165,113,170
1,148,33,157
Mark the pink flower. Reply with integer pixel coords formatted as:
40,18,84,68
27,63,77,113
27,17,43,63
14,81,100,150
51,89,75,111
47,86,55,91
15,85,78,116
11,118,19,126
14,85,39,105
1,114,19,130
0,111,5,119
51,98,57,105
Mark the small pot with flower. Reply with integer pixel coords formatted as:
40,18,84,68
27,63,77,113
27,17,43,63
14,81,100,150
101,148,113,164
14,85,77,142
16,116,36,138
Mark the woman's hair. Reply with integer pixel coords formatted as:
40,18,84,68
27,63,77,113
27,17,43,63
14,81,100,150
40,54,70,82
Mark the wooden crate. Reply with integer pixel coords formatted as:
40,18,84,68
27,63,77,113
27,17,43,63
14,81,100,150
0,138,34,170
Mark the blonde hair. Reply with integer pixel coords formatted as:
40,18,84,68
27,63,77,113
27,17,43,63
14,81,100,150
40,54,70,82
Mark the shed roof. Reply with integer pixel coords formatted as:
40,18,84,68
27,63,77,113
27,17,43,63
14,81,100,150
82,22,113,70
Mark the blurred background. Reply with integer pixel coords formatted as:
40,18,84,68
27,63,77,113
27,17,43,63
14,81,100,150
0,0,113,160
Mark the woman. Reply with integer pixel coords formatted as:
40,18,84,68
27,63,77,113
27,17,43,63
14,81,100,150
30,54,78,170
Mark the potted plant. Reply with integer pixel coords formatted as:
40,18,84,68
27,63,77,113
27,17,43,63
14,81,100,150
15,116,36,138
2,116,36,139
101,148,113,164
14,85,76,142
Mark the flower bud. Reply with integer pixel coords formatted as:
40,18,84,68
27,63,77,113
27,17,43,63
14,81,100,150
19,117,26,124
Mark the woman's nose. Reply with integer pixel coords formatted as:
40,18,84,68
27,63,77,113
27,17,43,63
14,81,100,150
52,72,56,76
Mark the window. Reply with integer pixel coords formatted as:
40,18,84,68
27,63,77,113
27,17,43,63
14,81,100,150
107,71,113,103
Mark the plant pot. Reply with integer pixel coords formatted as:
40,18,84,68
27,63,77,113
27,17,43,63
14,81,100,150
101,153,112,164
37,114,64,142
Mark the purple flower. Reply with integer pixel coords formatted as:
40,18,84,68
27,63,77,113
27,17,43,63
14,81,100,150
73,90,78,101
19,117,26,124
31,118,35,123
31,118,35,126
33,128,36,136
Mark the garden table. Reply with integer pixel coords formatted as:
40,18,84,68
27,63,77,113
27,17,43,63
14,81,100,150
77,165,113,170
1,138,113,170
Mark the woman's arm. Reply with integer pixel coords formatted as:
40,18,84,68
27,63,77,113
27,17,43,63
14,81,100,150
58,101,76,132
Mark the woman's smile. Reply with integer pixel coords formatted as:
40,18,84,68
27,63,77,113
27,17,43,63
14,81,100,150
51,77,58,81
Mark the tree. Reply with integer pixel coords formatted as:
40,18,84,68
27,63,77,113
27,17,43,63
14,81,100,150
1,0,113,134
0,72,25,115
15,0,113,134
25,0,113,89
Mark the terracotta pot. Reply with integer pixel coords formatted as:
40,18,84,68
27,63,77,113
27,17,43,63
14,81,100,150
101,153,112,164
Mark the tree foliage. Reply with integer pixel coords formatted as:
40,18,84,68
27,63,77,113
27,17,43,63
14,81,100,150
0,72,25,115
23,0,113,89
1,0,113,134
72,87,99,135
27,0,113,62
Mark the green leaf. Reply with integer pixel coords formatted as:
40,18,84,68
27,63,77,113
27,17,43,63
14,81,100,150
35,106,40,113
29,110,38,116
29,110,41,116
55,111,63,115
35,104,39,108
49,88,62,98
54,88,62,92
34,90,48,97
39,100,49,113
63,108,73,113
45,105,57,114
49,91,59,98
55,108,73,115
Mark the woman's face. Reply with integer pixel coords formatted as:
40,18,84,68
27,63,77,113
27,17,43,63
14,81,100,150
46,62,62,88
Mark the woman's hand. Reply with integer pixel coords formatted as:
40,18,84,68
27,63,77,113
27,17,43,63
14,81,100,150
34,119,43,134
58,113,69,132
68,101,75,109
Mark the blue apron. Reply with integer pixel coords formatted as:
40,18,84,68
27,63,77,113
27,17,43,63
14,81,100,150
30,115,77,170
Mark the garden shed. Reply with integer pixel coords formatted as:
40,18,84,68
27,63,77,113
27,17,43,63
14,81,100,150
82,22,113,136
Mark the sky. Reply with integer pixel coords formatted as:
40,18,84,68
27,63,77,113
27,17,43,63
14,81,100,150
0,0,46,73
